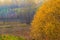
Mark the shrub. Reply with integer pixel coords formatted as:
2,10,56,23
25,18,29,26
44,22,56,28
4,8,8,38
30,0,60,40
0,34,25,40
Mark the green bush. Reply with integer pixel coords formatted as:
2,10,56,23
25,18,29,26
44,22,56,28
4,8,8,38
0,35,25,40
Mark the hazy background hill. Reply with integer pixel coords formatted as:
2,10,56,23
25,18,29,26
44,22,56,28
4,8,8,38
0,0,43,24
0,5,36,24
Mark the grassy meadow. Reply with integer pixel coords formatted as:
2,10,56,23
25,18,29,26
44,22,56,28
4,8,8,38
0,21,30,40
0,34,25,40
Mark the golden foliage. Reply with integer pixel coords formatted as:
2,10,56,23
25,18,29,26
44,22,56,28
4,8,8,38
30,0,60,40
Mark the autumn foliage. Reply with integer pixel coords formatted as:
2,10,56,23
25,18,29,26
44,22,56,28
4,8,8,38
30,0,60,40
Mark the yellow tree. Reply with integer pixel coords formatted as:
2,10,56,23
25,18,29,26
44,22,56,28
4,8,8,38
30,0,60,40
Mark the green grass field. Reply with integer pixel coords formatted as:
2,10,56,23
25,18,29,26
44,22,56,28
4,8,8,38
0,34,25,40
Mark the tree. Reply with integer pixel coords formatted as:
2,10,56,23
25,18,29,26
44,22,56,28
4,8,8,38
30,0,60,40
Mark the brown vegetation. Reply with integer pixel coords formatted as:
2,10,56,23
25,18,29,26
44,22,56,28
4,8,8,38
30,0,60,40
